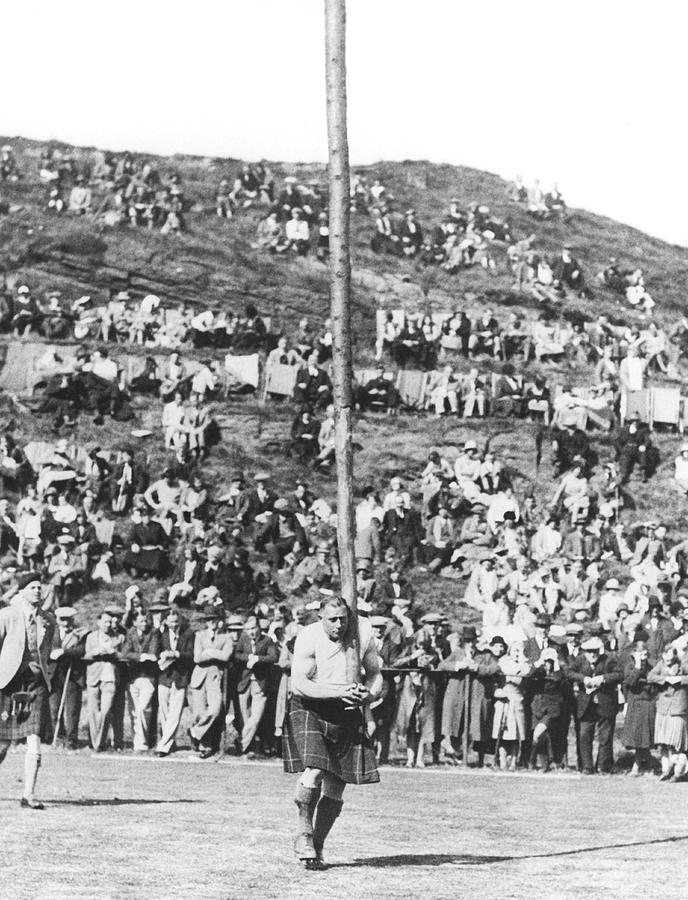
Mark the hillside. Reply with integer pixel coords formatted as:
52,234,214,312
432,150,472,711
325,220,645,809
2,136,688,345
0,135,687,625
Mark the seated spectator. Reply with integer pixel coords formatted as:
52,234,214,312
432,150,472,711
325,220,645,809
358,365,398,412
461,368,488,418
289,409,321,461
314,213,330,262
68,176,92,214
525,376,551,424
283,208,310,255
674,443,688,496
371,206,402,256
427,365,460,417
532,314,566,362
553,244,587,297
492,364,525,418
469,310,501,359
393,318,425,369
400,209,423,257
641,322,668,373
441,310,471,357
293,354,332,409
216,178,233,218
544,183,567,221
267,337,303,368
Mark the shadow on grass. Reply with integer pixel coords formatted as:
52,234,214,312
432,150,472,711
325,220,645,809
341,834,688,868
47,798,204,807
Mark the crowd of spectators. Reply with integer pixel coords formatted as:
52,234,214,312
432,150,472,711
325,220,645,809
6,408,688,779
1,142,687,780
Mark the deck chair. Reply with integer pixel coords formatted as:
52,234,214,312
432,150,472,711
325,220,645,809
650,386,680,430
24,441,56,470
93,518,116,547
396,370,428,410
262,363,297,401
621,389,650,423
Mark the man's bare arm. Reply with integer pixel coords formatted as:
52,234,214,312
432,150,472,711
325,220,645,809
291,634,356,701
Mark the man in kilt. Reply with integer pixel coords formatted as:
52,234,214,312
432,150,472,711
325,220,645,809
283,596,382,870
0,574,55,809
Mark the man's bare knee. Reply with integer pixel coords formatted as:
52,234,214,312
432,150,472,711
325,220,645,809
300,767,324,789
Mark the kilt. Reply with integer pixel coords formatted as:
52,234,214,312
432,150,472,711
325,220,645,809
283,695,379,785
0,668,51,742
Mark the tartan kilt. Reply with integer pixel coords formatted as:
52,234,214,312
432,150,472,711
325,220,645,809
0,669,51,743
283,694,379,785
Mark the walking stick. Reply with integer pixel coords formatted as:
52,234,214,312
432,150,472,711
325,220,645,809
462,671,471,765
52,663,73,748
493,698,509,768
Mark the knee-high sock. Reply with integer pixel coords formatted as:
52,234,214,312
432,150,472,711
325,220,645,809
23,751,41,800
294,785,320,839
313,797,344,852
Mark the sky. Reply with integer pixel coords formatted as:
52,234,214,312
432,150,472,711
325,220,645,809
3,0,687,245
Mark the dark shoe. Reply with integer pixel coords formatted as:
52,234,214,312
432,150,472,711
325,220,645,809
20,797,45,810
199,747,215,759
303,858,328,872
154,751,169,758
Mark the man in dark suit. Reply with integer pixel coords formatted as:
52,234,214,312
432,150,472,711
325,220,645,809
382,497,424,568
615,412,654,484
238,473,277,529
234,617,278,755
48,606,87,750
123,508,170,578
293,355,332,410
565,637,621,774
155,606,195,757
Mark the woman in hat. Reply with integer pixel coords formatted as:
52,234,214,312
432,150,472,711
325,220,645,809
529,646,566,771
395,613,449,768
622,641,657,775
491,637,531,770
648,646,688,781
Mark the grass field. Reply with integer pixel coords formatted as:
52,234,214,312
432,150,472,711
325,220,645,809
0,748,684,899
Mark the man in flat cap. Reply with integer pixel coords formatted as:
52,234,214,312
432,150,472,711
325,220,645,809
0,574,55,808
84,609,125,752
189,608,234,758
565,636,621,774
49,606,87,750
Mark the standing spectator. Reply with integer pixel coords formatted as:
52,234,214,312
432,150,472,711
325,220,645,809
123,610,161,753
188,608,234,758
84,611,124,752
622,641,656,776
235,617,279,755
48,606,86,750
648,646,688,781
155,606,195,757
566,637,621,774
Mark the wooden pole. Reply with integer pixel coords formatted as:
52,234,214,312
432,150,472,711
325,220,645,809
324,0,359,682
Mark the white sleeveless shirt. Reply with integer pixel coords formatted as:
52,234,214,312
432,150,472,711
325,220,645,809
294,618,375,692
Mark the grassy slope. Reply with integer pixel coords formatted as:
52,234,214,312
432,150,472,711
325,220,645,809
1,136,687,626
